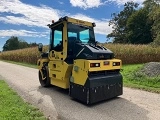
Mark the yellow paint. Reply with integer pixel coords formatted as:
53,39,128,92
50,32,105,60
67,17,93,27
72,59,122,86
71,60,88,86
88,59,122,71
37,58,49,70
49,60,73,89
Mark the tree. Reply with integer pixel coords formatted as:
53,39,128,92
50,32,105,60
3,36,29,51
3,36,20,51
143,0,158,9
19,40,30,49
126,8,153,44
29,42,39,47
107,1,139,43
148,3,160,45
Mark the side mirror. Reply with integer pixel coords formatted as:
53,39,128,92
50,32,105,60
38,43,43,52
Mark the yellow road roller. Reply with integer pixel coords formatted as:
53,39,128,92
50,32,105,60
37,16,123,104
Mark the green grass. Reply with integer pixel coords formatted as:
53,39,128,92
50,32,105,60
0,80,46,120
1,60,37,69
122,64,160,93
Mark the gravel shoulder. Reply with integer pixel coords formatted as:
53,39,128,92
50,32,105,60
0,61,160,120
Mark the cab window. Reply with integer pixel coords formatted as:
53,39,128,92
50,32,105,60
79,29,89,43
51,24,63,52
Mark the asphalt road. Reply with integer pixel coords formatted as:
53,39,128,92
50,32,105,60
0,61,160,120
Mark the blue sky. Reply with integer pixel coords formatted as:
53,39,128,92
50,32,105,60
0,0,145,51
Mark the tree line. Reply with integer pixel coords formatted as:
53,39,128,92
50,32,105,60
107,0,160,45
2,36,38,51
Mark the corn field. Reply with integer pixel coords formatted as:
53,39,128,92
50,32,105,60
0,46,48,64
0,44,160,64
104,44,160,64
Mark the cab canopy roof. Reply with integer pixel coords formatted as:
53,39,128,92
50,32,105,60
48,16,96,28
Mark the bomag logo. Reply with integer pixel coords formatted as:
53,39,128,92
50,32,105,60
99,54,105,58
76,20,85,25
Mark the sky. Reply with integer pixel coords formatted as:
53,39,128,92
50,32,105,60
0,0,145,51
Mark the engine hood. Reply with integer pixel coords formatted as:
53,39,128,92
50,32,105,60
74,43,114,60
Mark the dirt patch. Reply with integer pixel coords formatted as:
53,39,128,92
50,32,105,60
140,62,160,77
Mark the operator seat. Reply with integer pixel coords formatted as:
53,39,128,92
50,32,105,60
65,36,77,64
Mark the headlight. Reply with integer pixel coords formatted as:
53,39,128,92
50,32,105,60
90,63,100,67
113,62,120,66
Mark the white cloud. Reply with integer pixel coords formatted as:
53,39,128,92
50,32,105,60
0,0,61,28
0,16,47,27
70,0,106,9
108,0,145,5
1,37,6,38
72,14,112,35
0,30,47,37
0,0,146,39
0,0,113,37
69,0,145,9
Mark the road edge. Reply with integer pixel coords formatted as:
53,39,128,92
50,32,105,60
1,75,59,120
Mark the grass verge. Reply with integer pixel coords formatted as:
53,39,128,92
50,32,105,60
0,80,46,120
0,60,37,68
122,64,160,93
